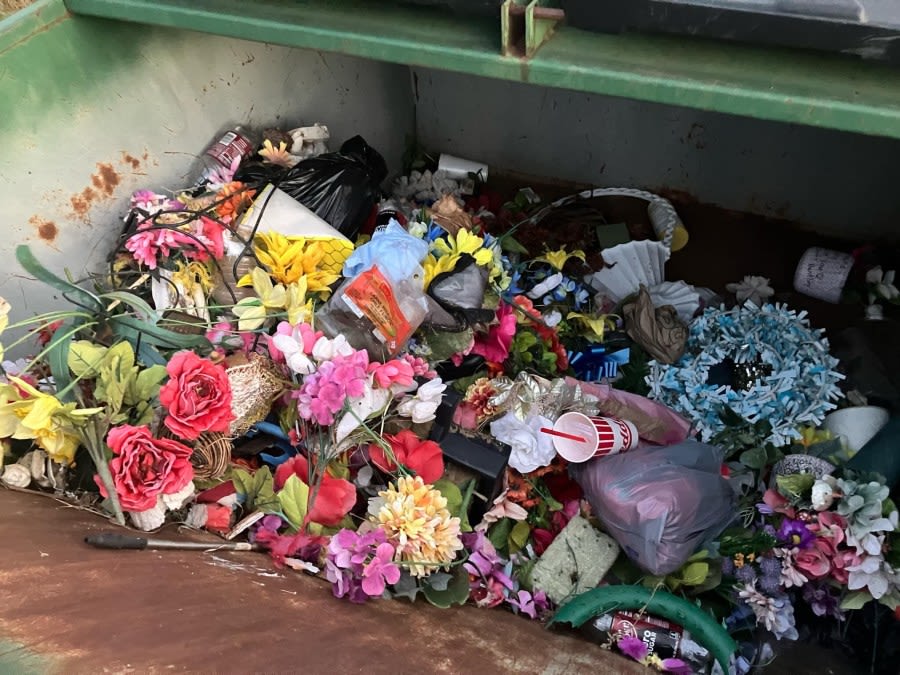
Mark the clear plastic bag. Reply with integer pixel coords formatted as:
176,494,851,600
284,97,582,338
571,441,734,575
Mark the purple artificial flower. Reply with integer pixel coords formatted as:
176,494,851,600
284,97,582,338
735,565,758,584
617,635,648,661
721,557,735,576
756,501,775,516
508,589,550,620
361,542,401,597
777,518,815,549
462,531,503,578
802,582,845,621
660,658,693,675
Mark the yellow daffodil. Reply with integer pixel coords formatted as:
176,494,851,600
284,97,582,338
0,296,11,335
567,311,618,343
285,279,314,325
0,378,99,464
422,253,458,290
535,247,586,271
234,267,288,330
432,229,493,267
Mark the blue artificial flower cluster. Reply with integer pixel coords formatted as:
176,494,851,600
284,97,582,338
646,302,844,445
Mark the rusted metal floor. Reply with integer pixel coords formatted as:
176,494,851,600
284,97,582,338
0,489,645,674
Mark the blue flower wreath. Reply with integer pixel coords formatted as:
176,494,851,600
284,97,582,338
646,303,844,446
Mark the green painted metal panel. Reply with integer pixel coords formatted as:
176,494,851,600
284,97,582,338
65,0,900,139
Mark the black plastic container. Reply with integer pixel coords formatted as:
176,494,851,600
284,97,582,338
561,0,900,65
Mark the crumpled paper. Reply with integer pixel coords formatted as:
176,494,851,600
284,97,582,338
569,377,692,446
431,194,473,236
489,371,599,421
623,285,688,364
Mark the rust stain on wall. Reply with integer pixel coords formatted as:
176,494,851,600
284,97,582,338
28,215,58,243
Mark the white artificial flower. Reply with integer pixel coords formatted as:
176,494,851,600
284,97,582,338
407,221,428,239
272,333,315,375
312,334,354,362
866,267,899,302
527,273,563,300
847,553,892,599
397,378,446,424
544,310,563,328
811,476,837,511
725,275,774,306
489,411,556,474
334,382,391,445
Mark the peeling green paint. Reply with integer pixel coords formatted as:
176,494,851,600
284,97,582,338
0,638,58,674
0,0,146,133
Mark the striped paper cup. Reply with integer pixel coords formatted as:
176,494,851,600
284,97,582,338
550,412,639,463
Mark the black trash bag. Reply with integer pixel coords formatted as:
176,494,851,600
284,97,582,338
260,135,387,239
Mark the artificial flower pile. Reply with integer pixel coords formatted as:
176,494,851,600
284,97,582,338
1,127,899,674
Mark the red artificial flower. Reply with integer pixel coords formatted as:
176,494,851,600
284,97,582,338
96,424,193,512
543,469,583,504
274,455,357,527
35,320,64,347
471,302,516,364
368,429,445,484
159,350,235,441
254,528,326,567
532,528,555,556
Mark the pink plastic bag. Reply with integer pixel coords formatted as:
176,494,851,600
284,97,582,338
569,378,693,445
572,441,734,575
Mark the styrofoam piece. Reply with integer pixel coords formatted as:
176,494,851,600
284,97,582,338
239,184,350,241
586,239,669,301
648,280,700,323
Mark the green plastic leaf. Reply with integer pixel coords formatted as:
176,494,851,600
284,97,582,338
391,570,421,602
678,561,710,587
739,446,768,470
840,590,872,611
68,340,109,378
500,235,529,255
46,321,76,402
99,290,159,323
16,245,103,313
434,479,462,515
422,565,470,608
126,364,167,405
487,517,513,556
509,520,531,555
95,342,137,412
111,315,211,349
776,473,815,500
277,474,310,531
426,572,453,592
232,466,276,514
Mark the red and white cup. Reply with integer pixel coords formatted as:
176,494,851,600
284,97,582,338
548,412,639,463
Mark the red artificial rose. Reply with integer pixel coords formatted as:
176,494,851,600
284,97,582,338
274,455,357,527
96,425,193,512
369,429,445,484
159,350,234,440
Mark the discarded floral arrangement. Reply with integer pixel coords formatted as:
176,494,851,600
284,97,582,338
2,125,898,675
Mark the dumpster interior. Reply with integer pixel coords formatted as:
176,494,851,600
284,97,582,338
2,1,900,673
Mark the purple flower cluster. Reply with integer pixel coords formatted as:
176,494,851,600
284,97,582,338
758,556,783,595
325,528,400,604
802,581,845,620
297,350,369,425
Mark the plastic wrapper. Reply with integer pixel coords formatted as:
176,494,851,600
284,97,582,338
235,135,387,239
571,441,734,575
317,264,428,360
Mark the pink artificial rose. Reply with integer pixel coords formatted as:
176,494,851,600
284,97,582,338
763,488,797,518
96,425,193,512
470,302,516,364
795,543,832,580
809,511,847,547
159,351,235,440
831,549,862,584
